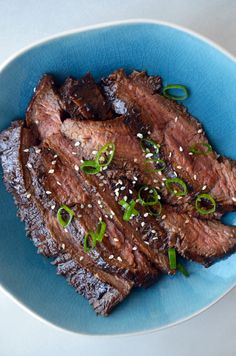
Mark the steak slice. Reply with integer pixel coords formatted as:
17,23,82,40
162,208,236,266
102,69,236,211
0,122,131,315
60,73,114,120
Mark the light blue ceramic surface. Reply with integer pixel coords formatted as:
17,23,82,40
0,21,236,336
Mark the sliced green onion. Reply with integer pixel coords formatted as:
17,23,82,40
168,248,177,270
80,160,101,174
163,84,189,101
177,263,190,277
189,143,212,155
57,204,75,228
119,199,139,221
165,177,188,196
83,231,97,252
147,201,162,216
195,193,216,215
84,220,107,252
138,186,159,206
96,143,115,167
141,138,160,155
145,158,166,172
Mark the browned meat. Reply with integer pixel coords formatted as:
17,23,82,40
162,209,236,266
102,69,236,211
60,73,113,120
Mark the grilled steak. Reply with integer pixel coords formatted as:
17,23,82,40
1,69,236,315
60,73,113,120
102,69,236,212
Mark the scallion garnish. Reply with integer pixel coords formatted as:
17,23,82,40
119,199,139,221
165,177,188,196
145,158,166,172
177,263,190,277
163,84,189,101
195,193,216,215
57,204,75,228
80,160,101,174
168,248,177,270
83,220,107,252
141,138,160,156
96,143,115,167
147,201,162,216
138,186,159,206
189,143,212,155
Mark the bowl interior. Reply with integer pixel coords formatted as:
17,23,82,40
0,22,236,335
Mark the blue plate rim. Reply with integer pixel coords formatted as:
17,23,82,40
0,18,236,337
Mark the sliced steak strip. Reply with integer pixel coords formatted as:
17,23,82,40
162,208,236,266
26,74,64,139
60,73,113,120
0,121,131,315
102,69,236,211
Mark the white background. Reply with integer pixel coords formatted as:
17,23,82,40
1,1,236,355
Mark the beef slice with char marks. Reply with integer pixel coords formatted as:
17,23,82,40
60,73,114,120
102,69,236,212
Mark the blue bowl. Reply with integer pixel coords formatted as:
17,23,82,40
1,20,236,336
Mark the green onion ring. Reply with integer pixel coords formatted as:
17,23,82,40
80,160,101,174
168,247,177,270
165,177,188,197
163,84,189,101
195,193,216,215
145,158,166,172
95,221,107,242
57,204,75,228
147,201,162,216
83,231,97,252
96,143,115,167
141,138,160,154
138,186,159,206
119,199,139,221
189,143,213,155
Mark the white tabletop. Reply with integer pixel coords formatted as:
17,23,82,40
1,1,236,355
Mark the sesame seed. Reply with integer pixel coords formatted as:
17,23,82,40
64,228,68,233
115,191,119,197
74,164,79,171
117,256,122,262
102,166,108,170
99,175,104,180
162,215,166,220
53,154,58,158
114,238,119,242
56,181,61,186
48,169,54,174
105,214,108,218
137,133,143,139
26,193,31,199
169,152,172,158
74,141,81,147
176,166,182,169
158,171,162,176
132,246,137,251
179,146,183,152
52,160,57,165
27,163,32,169
161,182,165,186
35,148,41,154
151,230,156,234
120,186,126,191
61,243,65,250
72,151,77,155
144,213,149,217
118,179,123,185
144,241,149,245
46,191,52,195
134,158,138,163
144,187,148,191
132,181,136,185
51,205,55,210
148,131,151,135
109,255,114,260
153,179,158,183
92,150,97,155
141,222,145,227
35,120,39,124
129,189,133,194
202,185,207,191
185,219,189,224
198,129,203,134
23,148,29,152
123,196,127,201
232,197,236,202
162,177,166,181
80,159,84,163
98,200,101,204
114,188,120,192
77,214,82,218
99,217,102,222
110,210,115,216
79,256,84,261
175,116,178,122
109,214,113,219
145,153,153,158
158,195,161,199
88,204,92,208
99,183,104,187
133,176,138,181
189,152,193,156
193,174,197,180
